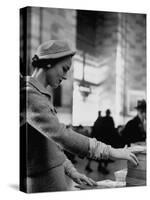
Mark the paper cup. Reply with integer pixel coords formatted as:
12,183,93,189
114,169,127,183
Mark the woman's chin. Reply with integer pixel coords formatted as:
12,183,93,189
50,81,62,88
54,83,60,88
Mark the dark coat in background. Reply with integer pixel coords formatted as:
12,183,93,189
121,115,146,146
91,115,117,147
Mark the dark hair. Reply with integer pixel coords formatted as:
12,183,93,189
106,109,111,115
32,54,72,69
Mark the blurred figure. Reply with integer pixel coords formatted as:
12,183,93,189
103,109,115,132
115,125,126,148
117,125,124,137
96,109,116,146
91,111,103,139
96,109,116,173
85,110,117,174
122,99,146,146
102,109,115,143
85,111,103,172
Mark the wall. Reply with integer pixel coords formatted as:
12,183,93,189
75,11,146,126
95,12,118,117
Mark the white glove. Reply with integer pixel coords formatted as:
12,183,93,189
88,138,112,160
88,138,139,166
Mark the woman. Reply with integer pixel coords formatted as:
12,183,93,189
20,40,138,193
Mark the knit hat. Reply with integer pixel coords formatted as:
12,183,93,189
35,40,76,59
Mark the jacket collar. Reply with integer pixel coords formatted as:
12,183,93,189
26,76,52,97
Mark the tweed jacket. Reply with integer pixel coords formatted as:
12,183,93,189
20,76,89,176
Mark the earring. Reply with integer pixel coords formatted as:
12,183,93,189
47,64,51,68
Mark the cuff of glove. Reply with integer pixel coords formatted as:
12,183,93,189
88,138,112,160
63,158,77,177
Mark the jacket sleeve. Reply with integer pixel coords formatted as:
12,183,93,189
63,156,78,177
26,87,89,157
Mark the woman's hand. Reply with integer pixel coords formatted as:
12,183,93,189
70,171,97,186
110,147,139,166
63,158,97,186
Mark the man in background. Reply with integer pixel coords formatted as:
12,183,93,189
122,99,146,146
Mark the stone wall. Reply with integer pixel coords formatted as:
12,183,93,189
95,12,118,116
75,11,146,125
125,13,146,91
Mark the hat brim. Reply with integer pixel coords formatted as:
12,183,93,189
38,50,76,59
134,106,146,111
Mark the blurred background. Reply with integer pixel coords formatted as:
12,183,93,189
20,7,146,183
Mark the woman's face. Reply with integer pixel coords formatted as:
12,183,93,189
46,56,72,88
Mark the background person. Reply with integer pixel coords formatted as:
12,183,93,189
85,110,103,172
121,99,146,146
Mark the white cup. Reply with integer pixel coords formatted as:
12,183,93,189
114,169,127,183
